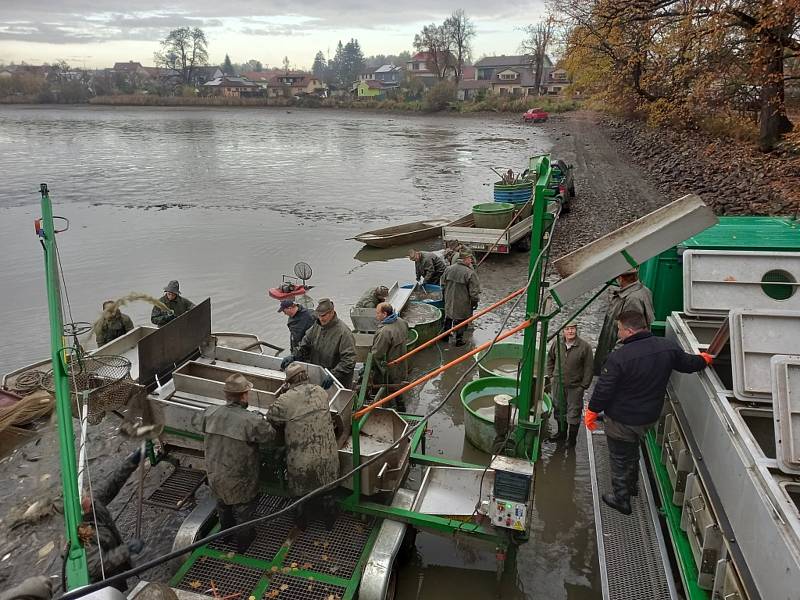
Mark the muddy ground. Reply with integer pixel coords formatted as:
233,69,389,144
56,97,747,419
1,110,679,597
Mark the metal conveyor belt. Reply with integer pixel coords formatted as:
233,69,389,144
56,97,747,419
587,425,678,600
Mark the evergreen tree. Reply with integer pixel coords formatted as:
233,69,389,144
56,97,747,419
222,53,234,75
312,51,327,80
331,41,345,87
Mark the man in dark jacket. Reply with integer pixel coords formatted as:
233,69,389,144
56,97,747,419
203,373,274,551
151,280,195,327
409,249,447,285
95,300,134,347
371,302,409,410
440,253,480,346
586,311,712,515
282,298,357,389
355,286,389,309
545,323,593,447
278,299,316,354
77,450,145,590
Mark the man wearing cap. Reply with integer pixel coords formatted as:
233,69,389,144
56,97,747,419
371,302,409,409
151,280,195,327
593,267,654,374
355,285,390,309
278,299,316,354
95,300,134,347
545,322,594,447
444,240,467,266
282,298,357,389
269,363,339,529
409,249,447,286
203,373,274,551
440,252,481,346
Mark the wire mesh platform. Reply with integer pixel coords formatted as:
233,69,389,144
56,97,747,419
173,493,377,599
144,466,207,510
587,425,678,600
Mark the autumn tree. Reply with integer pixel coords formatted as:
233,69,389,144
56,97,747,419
520,14,556,95
444,10,476,86
155,27,209,85
414,23,454,80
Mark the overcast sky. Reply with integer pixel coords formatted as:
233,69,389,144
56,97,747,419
0,1,547,69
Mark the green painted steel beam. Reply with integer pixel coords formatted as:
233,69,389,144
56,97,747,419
38,185,89,589
343,501,505,545
645,431,709,600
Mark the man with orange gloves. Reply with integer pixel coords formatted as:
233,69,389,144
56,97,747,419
585,310,713,515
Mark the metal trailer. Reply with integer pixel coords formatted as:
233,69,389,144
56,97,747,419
442,214,534,254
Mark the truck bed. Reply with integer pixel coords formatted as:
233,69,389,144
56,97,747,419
443,215,533,254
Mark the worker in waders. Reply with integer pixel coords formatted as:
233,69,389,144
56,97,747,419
277,299,316,354
269,363,339,529
409,249,447,286
545,323,593,447
150,280,195,327
281,298,357,389
586,311,712,515
203,373,274,551
440,253,480,346
95,300,134,347
355,285,389,309
76,449,145,591
593,267,654,374
371,302,409,411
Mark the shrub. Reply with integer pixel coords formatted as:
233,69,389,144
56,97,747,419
424,82,457,112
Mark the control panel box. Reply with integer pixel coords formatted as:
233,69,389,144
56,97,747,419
488,455,534,531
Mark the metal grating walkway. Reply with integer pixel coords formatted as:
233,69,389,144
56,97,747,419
144,466,207,510
587,425,678,600
175,556,263,596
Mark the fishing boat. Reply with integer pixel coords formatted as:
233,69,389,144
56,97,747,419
352,214,472,248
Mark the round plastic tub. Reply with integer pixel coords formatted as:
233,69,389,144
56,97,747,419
401,283,444,310
400,302,442,345
473,342,525,379
472,202,515,230
494,181,533,219
461,376,552,453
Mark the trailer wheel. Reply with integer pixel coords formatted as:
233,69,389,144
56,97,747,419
513,236,531,252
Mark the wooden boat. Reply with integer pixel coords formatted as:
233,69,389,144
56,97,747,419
352,214,472,248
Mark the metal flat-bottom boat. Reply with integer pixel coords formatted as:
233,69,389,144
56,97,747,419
352,214,472,248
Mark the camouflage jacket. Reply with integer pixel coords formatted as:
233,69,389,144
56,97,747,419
96,312,134,347
355,289,384,309
0,577,52,600
594,281,655,374
372,315,409,385
295,315,357,388
81,455,139,586
150,294,195,327
268,382,339,496
415,251,447,285
287,306,316,354
203,403,275,505
441,261,481,320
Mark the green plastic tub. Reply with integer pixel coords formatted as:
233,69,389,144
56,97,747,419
461,376,552,453
474,342,525,379
400,302,442,345
472,202,515,230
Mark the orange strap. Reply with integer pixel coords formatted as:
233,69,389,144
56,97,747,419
353,319,532,419
389,286,526,366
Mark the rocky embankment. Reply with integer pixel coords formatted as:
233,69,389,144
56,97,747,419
601,118,800,215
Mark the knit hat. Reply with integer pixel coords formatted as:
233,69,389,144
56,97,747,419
164,280,181,295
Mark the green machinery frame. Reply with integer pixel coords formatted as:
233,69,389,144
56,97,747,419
341,155,556,543
37,184,90,589
46,155,557,592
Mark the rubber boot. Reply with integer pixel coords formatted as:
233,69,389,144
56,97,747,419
628,453,640,497
603,437,632,515
546,420,566,443
567,424,579,447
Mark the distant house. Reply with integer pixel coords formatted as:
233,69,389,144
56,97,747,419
202,76,262,97
372,64,403,86
406,51,455,81
473,55,554,96
266,71,327,98
458,79,491,101
356,80,390,99
240,71,274,89
191,67,225,86
542,67,571,95
0,68,13,79
4,64,50,79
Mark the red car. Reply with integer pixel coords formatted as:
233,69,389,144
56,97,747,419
522,108,549,123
